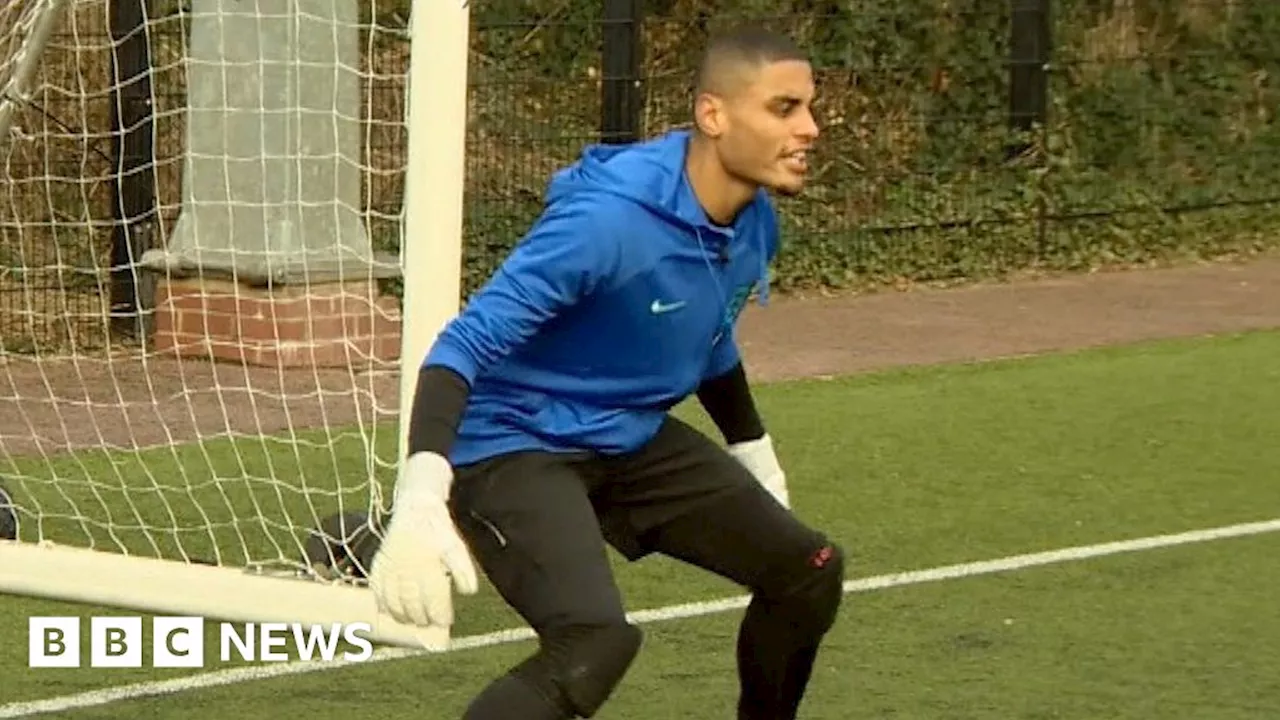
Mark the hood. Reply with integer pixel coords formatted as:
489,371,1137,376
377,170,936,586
544,130,771,305
545,130,706,230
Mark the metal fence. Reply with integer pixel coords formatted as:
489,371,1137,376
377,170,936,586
2,0,1277,354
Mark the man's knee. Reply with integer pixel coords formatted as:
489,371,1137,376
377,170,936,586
762,541,845,639
516,622,643,717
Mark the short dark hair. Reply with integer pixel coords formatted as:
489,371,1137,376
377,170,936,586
694,27,809,96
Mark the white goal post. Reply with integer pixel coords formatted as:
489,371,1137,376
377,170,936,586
0,0,470,651
0,0,70,139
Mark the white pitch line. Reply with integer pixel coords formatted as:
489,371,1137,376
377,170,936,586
3,517,1278,719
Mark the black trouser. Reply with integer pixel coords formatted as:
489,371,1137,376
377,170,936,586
448,416,845,719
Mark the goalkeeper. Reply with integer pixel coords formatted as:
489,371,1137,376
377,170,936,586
371,27,844,720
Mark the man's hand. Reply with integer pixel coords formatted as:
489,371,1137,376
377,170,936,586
369,452,478,633
728,434,790,509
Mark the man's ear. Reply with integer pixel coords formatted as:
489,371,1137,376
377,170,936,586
694,92,726,138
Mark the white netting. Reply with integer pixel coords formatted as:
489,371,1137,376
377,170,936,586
0,0,418,578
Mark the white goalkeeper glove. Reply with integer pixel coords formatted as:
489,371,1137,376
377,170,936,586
369,451,478,639
727,434,790,509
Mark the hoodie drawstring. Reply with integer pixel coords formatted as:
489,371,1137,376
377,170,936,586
757,235,770,307
694,228,735,342
695,227,771,345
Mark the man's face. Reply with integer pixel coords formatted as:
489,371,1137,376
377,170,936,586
707,59,819,196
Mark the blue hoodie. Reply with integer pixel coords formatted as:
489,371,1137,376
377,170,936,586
424,130,778,466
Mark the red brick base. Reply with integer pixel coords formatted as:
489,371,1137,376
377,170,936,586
152,278,401,368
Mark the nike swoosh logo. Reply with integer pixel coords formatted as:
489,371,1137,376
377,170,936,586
650,299,687,314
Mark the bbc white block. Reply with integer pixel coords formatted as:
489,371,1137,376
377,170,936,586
29,617,80,668
154,616,205,668
90,616,143,668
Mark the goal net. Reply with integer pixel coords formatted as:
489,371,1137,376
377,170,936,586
0,0,468,650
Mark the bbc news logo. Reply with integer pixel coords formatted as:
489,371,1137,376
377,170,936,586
29,616,374,668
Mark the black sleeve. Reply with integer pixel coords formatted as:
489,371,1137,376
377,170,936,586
695,362,766,445
406,365,472,457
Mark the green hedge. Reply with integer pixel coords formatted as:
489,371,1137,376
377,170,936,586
451,0,1280,295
